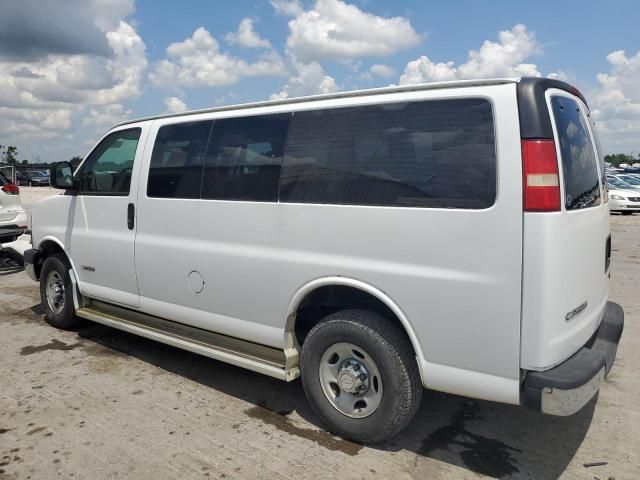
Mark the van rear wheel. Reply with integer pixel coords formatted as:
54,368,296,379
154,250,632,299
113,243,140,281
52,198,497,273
300,309,422,443
39,253,83,330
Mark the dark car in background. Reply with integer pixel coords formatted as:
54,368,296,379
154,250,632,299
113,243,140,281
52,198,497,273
17,170,50,186
29,171,50,186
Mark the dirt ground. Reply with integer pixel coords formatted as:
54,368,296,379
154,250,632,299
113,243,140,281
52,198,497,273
0,198,638,479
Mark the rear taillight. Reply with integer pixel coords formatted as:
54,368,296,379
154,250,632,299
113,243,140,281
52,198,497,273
1,183,19,195
522,139,560,212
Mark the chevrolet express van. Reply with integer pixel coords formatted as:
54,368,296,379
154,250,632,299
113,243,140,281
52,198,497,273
25,77,624,443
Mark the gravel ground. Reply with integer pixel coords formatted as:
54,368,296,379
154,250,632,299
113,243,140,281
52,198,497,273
17,187,59,210
0,209,638,479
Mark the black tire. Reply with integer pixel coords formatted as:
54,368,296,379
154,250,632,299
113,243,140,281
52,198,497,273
300,309,422,443
39,253,83,330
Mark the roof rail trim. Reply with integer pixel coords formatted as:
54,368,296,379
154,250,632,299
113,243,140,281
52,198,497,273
112,78,518,129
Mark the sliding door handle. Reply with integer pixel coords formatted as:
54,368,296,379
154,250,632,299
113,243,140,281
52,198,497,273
127,203,135,230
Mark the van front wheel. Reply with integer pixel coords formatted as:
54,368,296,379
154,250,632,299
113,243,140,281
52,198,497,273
39,253,83,330
300,309,422,443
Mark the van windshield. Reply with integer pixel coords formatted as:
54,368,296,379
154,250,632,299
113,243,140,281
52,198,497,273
550,96,601,210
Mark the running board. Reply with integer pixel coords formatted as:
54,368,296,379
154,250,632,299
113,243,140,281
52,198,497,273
75,301,300,382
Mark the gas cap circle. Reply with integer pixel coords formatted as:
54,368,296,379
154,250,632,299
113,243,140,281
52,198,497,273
188,270,205,294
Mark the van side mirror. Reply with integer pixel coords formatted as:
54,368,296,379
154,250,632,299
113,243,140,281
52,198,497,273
51,161,75,190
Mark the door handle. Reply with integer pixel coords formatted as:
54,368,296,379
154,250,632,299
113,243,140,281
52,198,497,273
127,203,135,230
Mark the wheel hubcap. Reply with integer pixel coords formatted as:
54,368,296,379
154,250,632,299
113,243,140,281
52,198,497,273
45,270,65,315
319,342,383,418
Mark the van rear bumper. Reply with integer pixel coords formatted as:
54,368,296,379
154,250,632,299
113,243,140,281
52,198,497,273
522,301,624,416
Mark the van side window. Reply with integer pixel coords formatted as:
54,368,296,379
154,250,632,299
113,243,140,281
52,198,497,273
201,113,291,202
550,96,601,210
279,99,496,208
78,128,141,195
147,120,213,198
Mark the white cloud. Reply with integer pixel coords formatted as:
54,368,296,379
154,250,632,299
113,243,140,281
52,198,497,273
82,104,132,128
591,49,640,152
270,61,339,100
270,0,303,17
0,22,146,109
0,106,73,139
0,1,147,153
283,0,421,63
369,64,396,78
164,96,188,113
149,27,286,88
399,24,540,85
225,19,271,49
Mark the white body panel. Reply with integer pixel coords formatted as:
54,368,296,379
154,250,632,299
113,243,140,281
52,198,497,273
520,89,610,370
132,84,524,403
31,123,151,308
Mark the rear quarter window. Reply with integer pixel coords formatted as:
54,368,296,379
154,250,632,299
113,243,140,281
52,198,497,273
550,96,601,210
280,98,496,209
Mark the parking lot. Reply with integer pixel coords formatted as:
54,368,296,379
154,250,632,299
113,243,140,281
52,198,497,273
1,189,638,480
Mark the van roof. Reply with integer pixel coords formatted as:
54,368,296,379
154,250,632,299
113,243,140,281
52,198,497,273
113,77,520,128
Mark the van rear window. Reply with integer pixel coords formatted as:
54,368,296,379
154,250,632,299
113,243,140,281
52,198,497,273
550,96,601,210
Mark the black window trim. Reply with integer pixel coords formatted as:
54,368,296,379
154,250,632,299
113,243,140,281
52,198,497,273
546,91,602,212
74,127,142,197
146,113,293,203
146,119,215,200
277,95,499,210
143,95,499,210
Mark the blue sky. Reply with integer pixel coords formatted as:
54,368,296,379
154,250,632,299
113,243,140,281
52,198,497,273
1,0,640,162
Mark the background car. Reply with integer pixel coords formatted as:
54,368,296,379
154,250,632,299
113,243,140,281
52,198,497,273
0,171,28,242
607,178,640,215
15,171,31,186
616,174,640,187
28,171,50,186
607,175,640,191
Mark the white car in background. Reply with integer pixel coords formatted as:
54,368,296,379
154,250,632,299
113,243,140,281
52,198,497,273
0,171,28,242
607,177,640,214
608,188,640,214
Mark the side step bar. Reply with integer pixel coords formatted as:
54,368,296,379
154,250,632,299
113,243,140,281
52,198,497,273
76,301,300,382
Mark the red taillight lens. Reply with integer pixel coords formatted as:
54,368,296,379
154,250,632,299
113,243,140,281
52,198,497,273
522,139,560,212
1,183,20,195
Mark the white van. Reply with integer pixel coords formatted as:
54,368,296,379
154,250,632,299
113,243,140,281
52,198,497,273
25,77,624,443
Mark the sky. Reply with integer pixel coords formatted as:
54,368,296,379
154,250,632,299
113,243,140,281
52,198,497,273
1,0,640,163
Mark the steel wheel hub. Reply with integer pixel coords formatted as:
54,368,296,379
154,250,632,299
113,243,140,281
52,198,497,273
45,270,65,315
319,342,383,419
337,360,369,394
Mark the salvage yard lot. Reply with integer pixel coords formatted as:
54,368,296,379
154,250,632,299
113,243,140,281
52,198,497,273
1,193,638,479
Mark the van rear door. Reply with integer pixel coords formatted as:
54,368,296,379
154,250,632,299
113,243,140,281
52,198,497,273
520,81,610,371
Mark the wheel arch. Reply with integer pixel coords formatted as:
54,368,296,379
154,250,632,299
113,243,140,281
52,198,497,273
33,236,79,282
285,276,427,380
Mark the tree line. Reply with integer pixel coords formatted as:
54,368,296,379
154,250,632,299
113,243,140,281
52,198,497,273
604,153,639,167
0,144,83,169
2,142,639,169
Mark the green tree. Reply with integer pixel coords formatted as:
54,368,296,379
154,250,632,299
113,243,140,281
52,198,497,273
21,159,28,165
5,145,19,165
69,156,84,168
0,145,15,165
604,153,635,167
